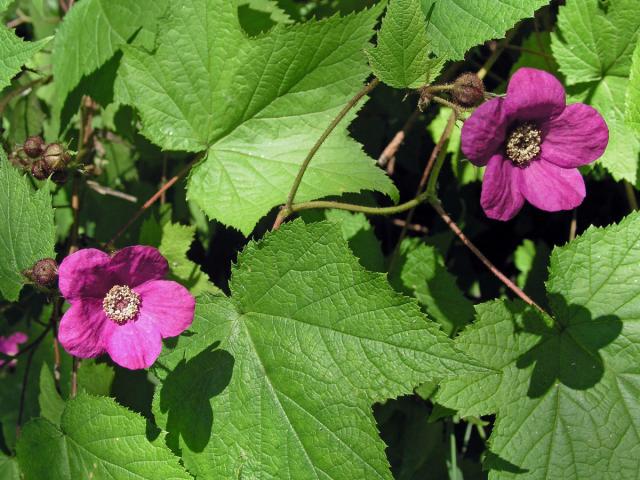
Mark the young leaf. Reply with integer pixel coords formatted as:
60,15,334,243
0,153,55,301
625,40,640,134
552,0,640,185
51,0,167,123
422,0,548,61
435,211,640,479
0,27,49,91
16,394,192,480
367,0,443,88
120,0,397,234
152,220,485,479
0,454,20,480
400,242,474,335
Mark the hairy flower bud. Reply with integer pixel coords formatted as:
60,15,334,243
43,143,71,171
52,170,68,185
24,258,58,289
31,159,52,180
452,73,485,108
23,136,44,158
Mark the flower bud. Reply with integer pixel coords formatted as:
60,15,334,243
31,159,52,180
23,136,44,158
452,73,485,108
51,170,68,185
24,258,58,289
42,143,71,172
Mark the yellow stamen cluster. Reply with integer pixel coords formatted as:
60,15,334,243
506,122,541,167
102,285,140,324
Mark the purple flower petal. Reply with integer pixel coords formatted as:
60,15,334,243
480,155,525,220
58,299,115,358
58,249,113,300
505,68,565,122
540,103,609,168
0,332,28,357
517,160,586,212
134,280,195,338
461,97,507,166
106,321,163,370
110,246,169,287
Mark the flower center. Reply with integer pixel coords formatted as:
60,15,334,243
102,285,140,324
505,122,541,167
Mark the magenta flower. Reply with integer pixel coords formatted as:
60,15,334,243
0,332,28,369
461,68,609,220
57,246,195,370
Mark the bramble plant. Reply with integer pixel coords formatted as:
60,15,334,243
1,1,639,479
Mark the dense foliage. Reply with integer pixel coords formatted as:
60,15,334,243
1,0,639,479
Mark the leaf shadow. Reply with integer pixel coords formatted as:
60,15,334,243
159,345,234,453
512,294,622,398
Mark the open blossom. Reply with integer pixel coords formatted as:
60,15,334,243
461,68,609,220
0,332,28,369
57,246,195,370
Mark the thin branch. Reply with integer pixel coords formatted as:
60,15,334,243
392,218,428,234
278,78,380,226
16,348,37,435
378,109,421,170
569,209,578,241
429,200,546,314
0,75,52,117
106,156,201,248
70,357,79,398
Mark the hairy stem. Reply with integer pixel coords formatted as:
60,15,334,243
107,155,201,248
277,78,380,227
429,200,546,313
16,348,37,436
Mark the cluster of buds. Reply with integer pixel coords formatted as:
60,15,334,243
418,73,486,111
11,136,72,184
23,258,58,290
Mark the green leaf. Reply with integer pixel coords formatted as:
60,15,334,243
158,222,221,296
400,241,474,335
0,454,20,480
77,360,115,396
16,394,191,480
625,40,640,134
51,0,167,124
237,0,293,36
0,26,49,90
0,153,55,301
120,0,397,235
552,0,640,185
514,238,550,307
367,0,442,88
38,364,65,425
422,0,548,61
152,220,484,479
436,211,640,479
140,214,221,296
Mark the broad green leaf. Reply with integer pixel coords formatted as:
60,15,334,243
0,153,55,301
0,454,20,480
152,220,484,479
120,0,397,235
16,394,191,480
38,364,65,425
422,0,549,61
0,26,49,90
158,222,221,296
509,31,558,75
552,0,640,185
367,0,442,88
50,0,167,124
436,211,640,479
303,208,385,271
400,242,474,335
237,0,293,36
77,359,115,396
626,40,640,134
514,239,549,308
140,215,221,296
